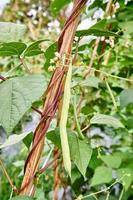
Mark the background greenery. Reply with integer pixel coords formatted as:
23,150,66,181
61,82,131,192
0,0,133,199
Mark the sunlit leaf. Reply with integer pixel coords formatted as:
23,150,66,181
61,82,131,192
47,129,92,178
80,76,101,88
101,154,122,168
24,40,48,57
120,89,133,107
44,42,57,69
0,132,31,149
117,168,133,191
0,42,27,57
69,133,92,178
50,0,71,15
0,75,46,133
91,166,113,186
0,22,26,42
90,114,124,129
76,28,119,37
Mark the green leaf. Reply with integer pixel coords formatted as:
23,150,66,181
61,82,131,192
47,129,61,149
23,132,33,149
34,188,45,200
0,75,46,133
0,22,26,42
24,40,48,57
0,42,27,57
119,21,133,34
10,196,33,200
100,154,122,168
120,89,133,107
47,129,92,178
76,28,119,38
117,168,133,191
90,19,107,29
44,42,57,69
90,114,124,129
71,167,82,184
89,150,102,170
50,0,71,15
0,132,31,149
91,166,113,186
76,19,119,38
69,133,92,178
80,76,101,88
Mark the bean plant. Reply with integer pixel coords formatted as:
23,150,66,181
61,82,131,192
0,0,133,200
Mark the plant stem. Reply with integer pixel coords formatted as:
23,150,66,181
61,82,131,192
105,78,117,109
0,75,6,81
31,106,42,116
38,152,60,174
0,159,17,193
79,174,128,200
84,37,100,78
19,57,31,74
19,153,59,194
106,192,110,200
53,147,60,200
73,95,84,140
9,189,13,200
92,68,133,83
119,188,124,200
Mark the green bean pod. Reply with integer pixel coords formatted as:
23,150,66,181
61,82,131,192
59,56,72,177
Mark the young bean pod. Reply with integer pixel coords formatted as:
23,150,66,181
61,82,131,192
59,55,72,177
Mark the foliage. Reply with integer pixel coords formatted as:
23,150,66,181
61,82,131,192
0,75,46,133
0,0,133,200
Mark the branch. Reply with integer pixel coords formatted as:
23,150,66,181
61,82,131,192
19,153,59,194
0,159,18,193
19,57,31,74
39,152,60,174
0,75,6,81
31,106,42,116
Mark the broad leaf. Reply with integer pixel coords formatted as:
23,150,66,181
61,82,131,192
91,166,113,186
76,28,118,37
47,129,61,148
0,75,46,133
90,114,124,129
24,40,48,57
50,0,71,15
44,42,57,69
0,132,31,149
23,132,33,149
76,18,119,38
69,133,92,178
80,76,101,88
0,42,27,57
117,168,133,191
90,19,107,29
0,22,26,42
120,89,133,107
47,129,92,178
119,21,133,34
101,154,122,168
71,167,82,184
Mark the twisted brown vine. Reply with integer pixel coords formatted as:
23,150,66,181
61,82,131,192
19,0,88,196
